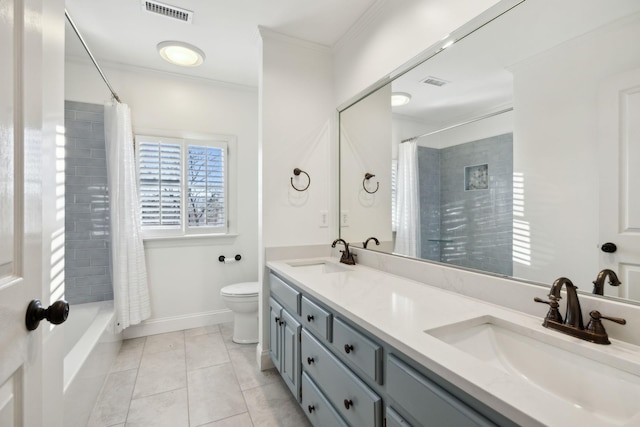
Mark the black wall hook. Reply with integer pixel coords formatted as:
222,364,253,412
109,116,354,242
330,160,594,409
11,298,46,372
291,168,311,191
363,172,379,194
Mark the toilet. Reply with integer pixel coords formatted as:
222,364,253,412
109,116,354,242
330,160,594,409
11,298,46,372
220,282,259,344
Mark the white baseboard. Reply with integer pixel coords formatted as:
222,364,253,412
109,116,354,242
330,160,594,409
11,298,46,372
122,309,234,339
256,343,274,370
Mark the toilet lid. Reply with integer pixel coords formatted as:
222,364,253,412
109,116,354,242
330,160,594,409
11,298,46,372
221,281,259,296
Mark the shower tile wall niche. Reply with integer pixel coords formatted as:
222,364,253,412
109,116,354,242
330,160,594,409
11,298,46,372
64,101,113,304
417,133,513,276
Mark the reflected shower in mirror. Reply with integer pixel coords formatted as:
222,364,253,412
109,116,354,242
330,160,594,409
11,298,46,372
339,0,640,303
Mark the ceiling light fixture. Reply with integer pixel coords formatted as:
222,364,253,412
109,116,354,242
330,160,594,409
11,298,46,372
391,92,412,107
157,41,205,67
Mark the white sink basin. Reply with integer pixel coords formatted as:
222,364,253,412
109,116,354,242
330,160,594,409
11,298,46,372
425,316,640,425
286,260,351,274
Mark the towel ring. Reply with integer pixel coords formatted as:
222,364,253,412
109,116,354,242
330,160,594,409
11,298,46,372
363,173,379,194
291,168,311,192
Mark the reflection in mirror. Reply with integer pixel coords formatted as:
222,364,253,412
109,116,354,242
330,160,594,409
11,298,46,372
339,0,640,303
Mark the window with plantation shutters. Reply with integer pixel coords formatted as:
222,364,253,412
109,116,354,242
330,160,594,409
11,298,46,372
136,135,230,238
138,139,182,228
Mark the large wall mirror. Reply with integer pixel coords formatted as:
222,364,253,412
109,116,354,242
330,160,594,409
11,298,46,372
339,0,640,303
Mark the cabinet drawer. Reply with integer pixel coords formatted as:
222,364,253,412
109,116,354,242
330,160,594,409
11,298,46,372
386,406,412,427
270,273,300,314
386,355,494,427
331,317,382,384
301,372,348,427
301,296,332,341
302,329,382,427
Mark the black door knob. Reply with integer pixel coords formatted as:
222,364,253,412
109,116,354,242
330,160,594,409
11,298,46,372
601,242,617,253
25,299,69,331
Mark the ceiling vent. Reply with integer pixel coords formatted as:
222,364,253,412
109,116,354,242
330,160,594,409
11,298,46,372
142,0,193,23
422,76,449,87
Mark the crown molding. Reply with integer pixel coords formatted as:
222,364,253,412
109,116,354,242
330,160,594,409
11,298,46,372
332,0,387,52
65,54,258,92
257,26,331,54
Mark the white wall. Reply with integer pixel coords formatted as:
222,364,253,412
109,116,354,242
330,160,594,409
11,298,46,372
511,15,640,287
333,0,501,105
340,84,392,246
65,60,259,337
258,29,337,366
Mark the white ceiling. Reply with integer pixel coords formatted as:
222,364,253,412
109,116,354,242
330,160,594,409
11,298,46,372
65,0,378,87
389,0,640,127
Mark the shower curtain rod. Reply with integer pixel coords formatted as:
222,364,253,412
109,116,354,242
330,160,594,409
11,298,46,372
65,9,122,103
400,107,513,143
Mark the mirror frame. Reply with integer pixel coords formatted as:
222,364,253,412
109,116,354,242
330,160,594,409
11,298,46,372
337,0,640,307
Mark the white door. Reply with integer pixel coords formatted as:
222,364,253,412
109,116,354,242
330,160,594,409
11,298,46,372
0,0,65,425
598,68,640,301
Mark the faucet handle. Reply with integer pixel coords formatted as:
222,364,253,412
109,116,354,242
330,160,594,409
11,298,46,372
534,296,562,323
585,311,626,344
588,310,626,326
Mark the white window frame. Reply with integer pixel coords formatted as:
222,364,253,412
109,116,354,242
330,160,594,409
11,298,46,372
135,133,235,240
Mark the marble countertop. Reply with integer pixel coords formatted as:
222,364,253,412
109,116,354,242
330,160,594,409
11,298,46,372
267,257,640,427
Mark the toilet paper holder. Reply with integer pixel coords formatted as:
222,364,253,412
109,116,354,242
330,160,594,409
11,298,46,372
219,254,242,263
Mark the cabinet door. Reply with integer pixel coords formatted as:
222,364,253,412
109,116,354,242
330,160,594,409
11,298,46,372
269,298,283,369
281,309,301,400
302,372,349,427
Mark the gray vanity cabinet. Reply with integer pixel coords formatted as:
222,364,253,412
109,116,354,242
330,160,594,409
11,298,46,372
268,270,514,427
386,407,412,427
386,355,494,427
301,329,383,427
301,372,349,427
269,294,301,400
331,317,382,384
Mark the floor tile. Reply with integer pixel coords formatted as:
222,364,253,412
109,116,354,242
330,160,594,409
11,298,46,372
138,347,186,377
187,363,247,426
86,369,137,427
198,412,254,427
132,365,187,399
143,330,185,355
185,324,220,338
219,322,246,351
228,345,280,391
90,324,308,427
126,388,189,427
185,331,229,371
110,338,145,373
242,377,311,427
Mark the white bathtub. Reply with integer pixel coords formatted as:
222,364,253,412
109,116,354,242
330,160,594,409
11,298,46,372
63,301,122,427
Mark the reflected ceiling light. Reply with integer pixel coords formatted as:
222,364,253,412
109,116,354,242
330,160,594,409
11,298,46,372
441,39,455,50
157,41,205,67
391,92,412,107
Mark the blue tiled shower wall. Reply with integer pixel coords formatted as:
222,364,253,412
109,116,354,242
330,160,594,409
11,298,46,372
64,101,113,304
417,133,513,276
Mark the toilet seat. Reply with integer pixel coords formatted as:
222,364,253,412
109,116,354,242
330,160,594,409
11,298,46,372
220,281,259,297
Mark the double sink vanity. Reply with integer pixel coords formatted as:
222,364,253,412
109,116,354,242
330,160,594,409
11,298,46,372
266,257,640,427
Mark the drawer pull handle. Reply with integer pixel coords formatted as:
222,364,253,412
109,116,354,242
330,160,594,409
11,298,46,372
307,314,315,322
308,405,315,414
344,399,353,410
274,316,280,323
307,357,315,365
344,344,354,354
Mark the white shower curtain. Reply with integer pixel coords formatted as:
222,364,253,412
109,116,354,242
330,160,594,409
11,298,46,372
394,141,420,257
104,101,151,332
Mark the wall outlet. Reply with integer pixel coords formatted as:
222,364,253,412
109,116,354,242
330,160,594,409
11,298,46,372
341,210,349,227
319,210,328,228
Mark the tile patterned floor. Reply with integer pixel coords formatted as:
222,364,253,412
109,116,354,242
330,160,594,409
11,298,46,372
88,323,312,427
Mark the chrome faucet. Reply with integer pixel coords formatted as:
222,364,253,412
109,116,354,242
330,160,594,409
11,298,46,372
363,237,380,249
331,238,356,265
535,276,626,344
592,269,621,295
